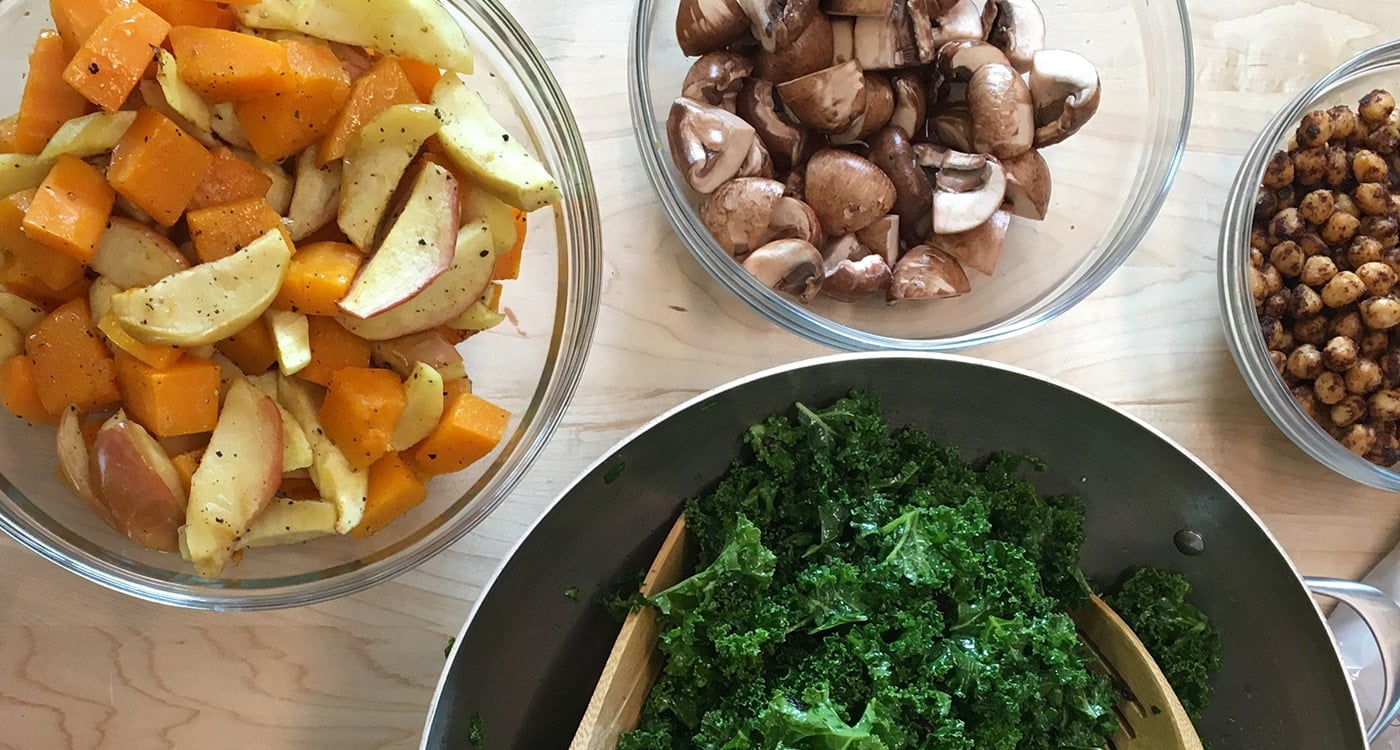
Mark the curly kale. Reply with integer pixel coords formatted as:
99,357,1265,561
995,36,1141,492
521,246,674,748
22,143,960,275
1106,567,1222,718
617,390,1120,750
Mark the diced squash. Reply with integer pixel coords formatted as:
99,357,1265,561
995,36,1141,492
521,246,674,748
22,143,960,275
170,447,204,496
63,3,173,113
0,263,89,307
395,57,443,102
0,354,56,423
188,146,272,211
216,317,278,373
409,392,507,476
115,351,221,436
186,196,282,262
15,31,91,155
97,311,182,368
0,116,19,153
318,56,418,164
107,108,213,226
168,26,291,103
318,366,405,470
141,0,235,29
235,40,351,163
26,298,122,414
296,315,370,386
23,155,116,263
51,0,130,54
351,451,426,538
492,207,528,280
277,476,320,499
0,189,85,292
273,241,362,316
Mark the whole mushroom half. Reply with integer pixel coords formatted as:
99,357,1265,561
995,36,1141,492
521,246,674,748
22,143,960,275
668,97,758,193
805,149,898,235
866,127,933,243
918,146,1008,235
824,253,893,302
754,10,833,82
888,244,970,303
1029,49,1101,147
967,62,1035,159
676,0,750,56
741,238,826,300
984,0,1046,72
736,79,808,169
1001,150,1052,220
776,60,868,134
738,0,818,52
681,52,754,111
700,177,787,256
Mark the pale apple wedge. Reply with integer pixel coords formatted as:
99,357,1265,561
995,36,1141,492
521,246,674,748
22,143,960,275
56,406,108,525
154,50,213,140
265,309,311,375
432,76,560,211
246,373,314,472
287,149,342,241
372,329,466,380
88,278,119,323
0,316,20,363
0,154,51,198
338,162,459,319
338,218,494,340
448,298,506,332
91,411,187,552
234,0,473,73
390,362,445,451
0,292,46,333
92,217,191,289
110,228,293,347
461,188,517,255
138,80,218,150
338,103,441,249
239,498,338,548
38,111,136,161
257,156,295,215
210,102,251,150
184,379,284,576
277,375,368,533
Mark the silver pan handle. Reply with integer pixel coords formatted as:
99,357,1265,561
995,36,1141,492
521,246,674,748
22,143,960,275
1306,577,1400,743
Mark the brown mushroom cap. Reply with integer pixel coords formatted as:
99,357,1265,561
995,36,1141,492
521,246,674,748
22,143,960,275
888,244,970,302
936,40,1011,83
739,0,818,52
824,253,893,302
736,79,808,169
920,0,984,57
821,233,863,272
667,97,758,193
931,153,1007,234
699,177,786,256
866,126,933,242
754,11,833,83
851,14,919,70
889,72,927,138
676,0,750,56
681,52,755,111
765,196,825,247
928,107,976,152
741,238,826,300
736,137,775,179
932,209,1010,275
967,62,1035,159
805,149,898,235
854,214,900,265
855,73,895,139
1001,150,1051,220
776,60,868,134
986,0,1046,73
1029,49,1101,147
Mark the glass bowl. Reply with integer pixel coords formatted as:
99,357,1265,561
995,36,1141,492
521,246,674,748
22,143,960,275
629,0,1193,351
1220,40,1400,491
0,0,601,609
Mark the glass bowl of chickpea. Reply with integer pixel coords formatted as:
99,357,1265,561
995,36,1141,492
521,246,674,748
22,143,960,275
1221,40,1400,489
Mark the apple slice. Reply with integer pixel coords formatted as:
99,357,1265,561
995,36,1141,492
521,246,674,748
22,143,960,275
210,102,252,150
277,375,368,533
257,156,295,215
432,76,560,211
88,278,119,323
0,155,51,199
92,217,190,289
234,0,473,73
110,228,293,347
287,149,342,241
56,405,109,526
184,379,284,576
337,161,459,319
337,218,494,340
371,329,466,380
461,188,517,255
0,316,20,363
265,309,311,375
38,111,137,161
154,50,213,141
239,498,338,548
0,292,46,333
246,373,313,472
139,80,218,150
390,362,445,451
448,296,505,332
338,104,441,250
90,411,187,552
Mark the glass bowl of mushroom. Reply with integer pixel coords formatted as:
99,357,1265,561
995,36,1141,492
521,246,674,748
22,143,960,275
1221,40,1400,490
629,0,1192,350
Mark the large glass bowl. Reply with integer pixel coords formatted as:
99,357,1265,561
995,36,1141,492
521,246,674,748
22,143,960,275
0,0,600,609
1220,41,1400,491
630,0,1193,351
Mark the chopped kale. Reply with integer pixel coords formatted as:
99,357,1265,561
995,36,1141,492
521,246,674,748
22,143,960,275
1106,567,1222,718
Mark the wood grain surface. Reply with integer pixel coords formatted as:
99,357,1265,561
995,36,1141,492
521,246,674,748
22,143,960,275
3,1,1399,748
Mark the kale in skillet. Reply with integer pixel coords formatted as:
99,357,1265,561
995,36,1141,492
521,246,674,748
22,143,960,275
1106,567,1222,719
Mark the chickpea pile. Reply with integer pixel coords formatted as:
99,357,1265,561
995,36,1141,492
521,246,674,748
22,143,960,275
1252,89,1400,465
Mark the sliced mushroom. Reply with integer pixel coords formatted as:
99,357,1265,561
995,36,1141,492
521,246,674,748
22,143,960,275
1001,149,1051,220
765,196,824,246
855,73,895,139
821,233,862,272
931,209,1010,275
928,106,976,152
676,0,750,56
852,14,918,70
776,60,868,134
667,97,758,193
681,52,754,111
985,0,1045,72
867,126,933,243
824,0,896,15
967,62,1034,159
888,244,970,302
737,0,818,52
736,79,807,168
930,0,986,47
889,72,927,138
854,214,900,265
805,149,898,235
936,40,1010,83
905,0,941,64
741,238,825,300
931,153,1007,234
1029,49,1101,147
825,254,893,302
754,11,833,82
699,177,786,256
736,137,775,178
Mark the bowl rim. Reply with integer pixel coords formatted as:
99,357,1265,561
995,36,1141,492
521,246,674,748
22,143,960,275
627,0,1197,352
1218,39,1400,491
0,0,603,610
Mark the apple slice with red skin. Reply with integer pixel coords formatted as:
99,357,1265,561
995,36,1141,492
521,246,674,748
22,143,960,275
89,411,187,551
57,405,114,528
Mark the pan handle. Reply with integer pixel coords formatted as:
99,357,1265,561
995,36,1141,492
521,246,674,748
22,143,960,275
1306,577,1400,743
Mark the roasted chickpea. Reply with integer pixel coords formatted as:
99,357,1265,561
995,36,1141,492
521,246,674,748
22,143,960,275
1324,335,1360,371
1371,389,1400,421
1255,189,1279,224
1260,316,1286,349
1324,145,1352,186
1301,254,1339,286
1263,149,1295,188
1360,89,1397,125
1270,207,1307,241
1330,105,1359,141
1276,183,1297,209
1291,284,1324,318
1356,183,1392,215
1260,263,1283,297
1341,423,1379,455
1351,236,1385,267
1298,232,1329,257
1357,261,1399,296
1331,310,1364,341
1361,216,1400,250
1348,358,1384,394
1367,432,1400,466
1293,146,1327,186
1296,110,1334,148
1269,241,1304,277
1250,228,1269,255
1249,267,1267,304
1268,349,1287,374
1323,270,1366,307
1288,344,1325,379
1362,329,1391,358
1295,316,1330,345
1332,394,1369,427
1298,189,1336,224
1366,121,1400,156
1383,350,1400,384
1334,192,1361,218
1354,150,1390,183
1361,296,1400,330
1293,383,1323,420
1262,291,1289,319
1322,212,1361,245
1316,370,1349,404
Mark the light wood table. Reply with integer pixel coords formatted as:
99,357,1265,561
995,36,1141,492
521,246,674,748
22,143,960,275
2,1,1397,747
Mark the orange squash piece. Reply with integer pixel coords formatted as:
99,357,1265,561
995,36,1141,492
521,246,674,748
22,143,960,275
115,351,221,437
492,207,528,281
410,392,509,476
170,447,204,495
318,56,418,164
140,0,234,29
14,30,91,155
168,26,291,103
351,451,427,538
26,298,122,414
186,196,282,262
0,189,84,292
97,312,182,369
52,0,129,54
23,155,116,264
187,146,272,211
0,263,89,307
296,316,371,386
63,3,173,113
107,107,213,226
215,317,278,374
235,40,352,163
395,57,443,102
0,355,56,423
278,475,320,499
273,241,362,316
319,366,406,470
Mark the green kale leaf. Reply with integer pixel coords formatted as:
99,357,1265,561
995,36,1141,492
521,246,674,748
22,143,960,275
1106,567,1222,718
